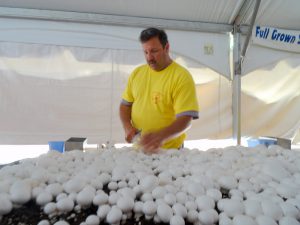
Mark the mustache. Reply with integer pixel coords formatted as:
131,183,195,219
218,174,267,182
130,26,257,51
148,60,156,64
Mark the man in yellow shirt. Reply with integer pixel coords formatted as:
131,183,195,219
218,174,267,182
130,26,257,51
120,27,199,153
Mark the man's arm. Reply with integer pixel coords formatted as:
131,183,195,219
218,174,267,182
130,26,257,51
119,103,138,143
140,115,192,152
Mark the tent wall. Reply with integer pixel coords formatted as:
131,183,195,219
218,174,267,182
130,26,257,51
0,18,231,76
242,44,300,75
0,18,231,145
0,43,139,144
1,17,299,145
189,75,233,140
241,43,300,141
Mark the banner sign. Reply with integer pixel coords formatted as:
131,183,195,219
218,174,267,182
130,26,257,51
252,26,300,53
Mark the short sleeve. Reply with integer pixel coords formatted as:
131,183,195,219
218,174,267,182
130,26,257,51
173,72,199,119
121,73,134,104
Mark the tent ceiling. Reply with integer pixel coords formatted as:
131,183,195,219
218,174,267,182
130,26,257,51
254,0,300,30
0,0,244,24
1,0,300,31
0,0,244,25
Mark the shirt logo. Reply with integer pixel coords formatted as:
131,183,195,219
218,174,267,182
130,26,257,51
151,92,162,105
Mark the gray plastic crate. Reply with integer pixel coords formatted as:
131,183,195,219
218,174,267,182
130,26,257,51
65,137,87,151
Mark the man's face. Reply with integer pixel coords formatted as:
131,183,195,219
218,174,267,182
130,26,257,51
142,37,169,71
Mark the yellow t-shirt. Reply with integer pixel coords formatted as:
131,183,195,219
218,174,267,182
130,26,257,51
122,61,199,149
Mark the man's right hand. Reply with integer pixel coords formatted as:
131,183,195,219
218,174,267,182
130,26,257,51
119,103,137,143
125,126,139,143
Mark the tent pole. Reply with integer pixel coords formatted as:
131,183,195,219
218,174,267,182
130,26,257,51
232,0,261,146
241,0,261,58
232,26,242,145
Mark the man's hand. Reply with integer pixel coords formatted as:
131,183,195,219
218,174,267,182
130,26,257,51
120,103,138,143
125,126,139,143
140,132,164,153
139,116,192,153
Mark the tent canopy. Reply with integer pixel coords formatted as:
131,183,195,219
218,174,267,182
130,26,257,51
0,0,300,145
1,0,300,31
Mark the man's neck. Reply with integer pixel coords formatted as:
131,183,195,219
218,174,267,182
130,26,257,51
159,58,173,71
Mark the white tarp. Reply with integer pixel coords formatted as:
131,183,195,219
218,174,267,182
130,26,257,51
1,17,299,145
241,37,300,141
0,18,230,76
0,18,231,145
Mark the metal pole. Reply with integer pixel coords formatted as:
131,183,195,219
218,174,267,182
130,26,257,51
232,26,242,145
232,0,261,145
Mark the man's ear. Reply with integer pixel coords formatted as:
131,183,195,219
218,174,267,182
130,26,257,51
165,42,170,52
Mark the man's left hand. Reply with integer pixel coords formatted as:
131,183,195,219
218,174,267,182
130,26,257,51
139,132,164,154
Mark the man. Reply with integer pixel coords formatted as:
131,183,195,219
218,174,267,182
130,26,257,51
120,27,199,153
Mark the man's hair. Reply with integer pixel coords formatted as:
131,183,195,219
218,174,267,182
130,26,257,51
139,27,168,47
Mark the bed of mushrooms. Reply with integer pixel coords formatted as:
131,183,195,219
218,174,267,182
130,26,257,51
0,145,300,225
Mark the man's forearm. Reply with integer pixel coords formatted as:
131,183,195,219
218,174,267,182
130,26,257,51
120,103,139,143
119,103,132,130
158,116,192,142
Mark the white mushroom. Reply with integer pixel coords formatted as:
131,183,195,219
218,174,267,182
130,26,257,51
206,188,222,202
0,195,13,215
63,178,86,194
255,215,277,225
262,160,291,182
187,210,198,223
187,182,205,197
157,203,173,223
97,204,111,220
185,200,197,211
196,195,215,210
280,202,300,219
37,220,50,225
175,192,187,204
141,192,153,202
117,187,136,199
108,192,120,205
172,203,187,218
217,199,244,218
140,175,159,193
152,186,166,199
218,176,238,190
108,182,118,191
261,200,283,221
76,188,95,207
244,199,263,217
45,183,63,197
56,193,68,201
164,193,176,206
198,209,219,225
93,192,109,206
85,215,100,225
219,212,233,225
117,196,134,213
117,181,127,189
36,192,53,206
56,197,74,213
232,214,257,225
106,206,122,224
279,216,300,225
170,215,185,225
43,202,57,215
142,200,157,219
133,201,143,214
10,180,31,204
53,221,69,225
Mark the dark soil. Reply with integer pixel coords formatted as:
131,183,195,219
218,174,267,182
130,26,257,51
0,162,227,225
0,200,192,225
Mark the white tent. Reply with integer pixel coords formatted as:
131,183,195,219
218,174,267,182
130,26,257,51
0,0,299,146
